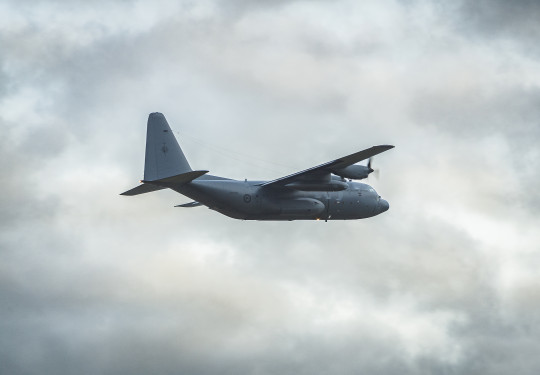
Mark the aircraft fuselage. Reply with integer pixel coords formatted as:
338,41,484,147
174,179,389,221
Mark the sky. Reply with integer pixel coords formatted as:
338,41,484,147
1,0,540,374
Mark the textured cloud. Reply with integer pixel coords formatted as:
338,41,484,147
1,0,540,374
456,0,540,46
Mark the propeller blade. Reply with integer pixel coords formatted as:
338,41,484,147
367,157,379,180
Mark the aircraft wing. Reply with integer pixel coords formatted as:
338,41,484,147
260,145,394,187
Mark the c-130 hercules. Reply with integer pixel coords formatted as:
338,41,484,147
121,113,394,221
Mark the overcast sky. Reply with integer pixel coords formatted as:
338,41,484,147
1,1,540,374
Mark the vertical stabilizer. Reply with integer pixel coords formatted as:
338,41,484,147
144,112,192,181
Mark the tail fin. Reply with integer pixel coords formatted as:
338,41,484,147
120,113,208,197
144,112,192,181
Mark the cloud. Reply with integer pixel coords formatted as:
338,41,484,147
455,0,540,44
1,0,540,374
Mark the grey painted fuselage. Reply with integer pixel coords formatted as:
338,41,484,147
156,176,389,221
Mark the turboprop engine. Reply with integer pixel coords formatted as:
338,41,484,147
331,164,372,180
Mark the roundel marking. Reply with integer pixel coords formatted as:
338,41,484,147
243,194,252,203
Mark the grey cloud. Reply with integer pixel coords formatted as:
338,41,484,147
411,84,540,213
426,0,540,56
2,0,540,374
411,86,540,140
0,123,64,227
457,0,540,40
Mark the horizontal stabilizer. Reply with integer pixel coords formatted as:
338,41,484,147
143,170,209,185
120,184,166,196
121,170,208,196
175,201,203,208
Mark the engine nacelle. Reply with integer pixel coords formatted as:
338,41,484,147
285,180,348,191
331,165,372,180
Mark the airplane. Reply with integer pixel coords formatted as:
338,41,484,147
121,112,394,221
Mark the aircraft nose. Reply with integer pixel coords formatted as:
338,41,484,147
378,199,389,213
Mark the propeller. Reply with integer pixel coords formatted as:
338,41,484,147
367,157,380,179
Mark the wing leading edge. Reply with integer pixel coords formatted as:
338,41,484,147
260,145,394,187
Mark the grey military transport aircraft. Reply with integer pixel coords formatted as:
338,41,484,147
121,113,394,221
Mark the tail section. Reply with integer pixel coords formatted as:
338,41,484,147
144,112,192,181
120,112,208,196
